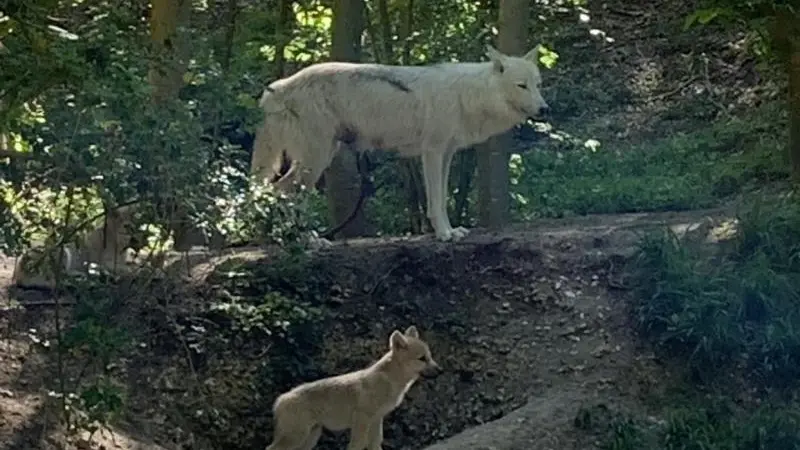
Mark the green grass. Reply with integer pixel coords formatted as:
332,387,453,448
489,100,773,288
592,403,800,450
628,193,800,385
511,102,789,220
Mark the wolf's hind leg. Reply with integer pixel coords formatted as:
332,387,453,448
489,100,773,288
299,425,322,450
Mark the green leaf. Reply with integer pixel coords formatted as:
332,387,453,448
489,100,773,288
684,8,728,30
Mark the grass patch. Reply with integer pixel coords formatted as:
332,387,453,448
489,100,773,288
628,193,800,385
512,102,788,219
588,402,800,450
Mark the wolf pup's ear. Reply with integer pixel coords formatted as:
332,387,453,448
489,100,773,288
404,325,419,338
485,45,505,73
111,205,135,222
390,330,409,350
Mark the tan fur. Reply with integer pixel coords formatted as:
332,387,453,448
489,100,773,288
266,326,442,450
251,45,550,242
12,205,137,289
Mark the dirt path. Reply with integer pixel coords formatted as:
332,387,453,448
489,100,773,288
0,207,734,450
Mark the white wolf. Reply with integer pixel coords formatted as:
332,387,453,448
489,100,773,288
250,45,550,242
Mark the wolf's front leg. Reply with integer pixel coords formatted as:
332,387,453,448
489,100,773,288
366,420,383,450
421,152,455,241
346,415,372,450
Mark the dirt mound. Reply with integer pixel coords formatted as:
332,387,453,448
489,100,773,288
0,208,734,450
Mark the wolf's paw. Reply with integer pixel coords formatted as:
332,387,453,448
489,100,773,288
308,235,334,250
434,227,454,242
435,226,468,242
451,226,470,240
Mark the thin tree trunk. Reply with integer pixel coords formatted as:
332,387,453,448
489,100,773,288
476,0,528,228
453,147,476,226
274,0,293,79
771,8,800,183
395,0,426,234
148,0,192,105
326,0,371,238
785,22,800,182
206,0,241,250
377,0,393,63
363,1,383,62
149,0,196,251
789,46,800,182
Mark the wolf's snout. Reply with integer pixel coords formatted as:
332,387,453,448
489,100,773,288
537,104,550,117
422,362,443,378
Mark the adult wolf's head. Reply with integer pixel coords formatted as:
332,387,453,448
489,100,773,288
486,45,550,122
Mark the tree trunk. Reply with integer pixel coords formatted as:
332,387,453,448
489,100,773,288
396,0,426,234
790,44,800,182
453,147,476,226
326,0,371,239
476,0,528,228
148,0,198,251
274,0,293,79
785,21,800,183
771,8,800,183
148,0,192,105
377,0,393,63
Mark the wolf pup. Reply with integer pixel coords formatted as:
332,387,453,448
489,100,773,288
266,325,442,450
12,205,137,289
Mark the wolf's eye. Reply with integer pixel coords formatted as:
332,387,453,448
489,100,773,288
418,356,427,362
516,83,528,89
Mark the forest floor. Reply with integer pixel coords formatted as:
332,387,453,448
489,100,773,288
0,205,739,450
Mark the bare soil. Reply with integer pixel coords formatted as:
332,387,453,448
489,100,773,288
0,207,735,450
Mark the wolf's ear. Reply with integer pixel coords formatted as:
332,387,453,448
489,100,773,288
390,330,409,350
523,44,541,64
485,45,505,73
404,325,419,338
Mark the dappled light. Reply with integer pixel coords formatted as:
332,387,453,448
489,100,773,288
1,0,800,449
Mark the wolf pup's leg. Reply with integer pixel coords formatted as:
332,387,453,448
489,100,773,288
366,420,383,450
266,422,314,450
346,415,374,450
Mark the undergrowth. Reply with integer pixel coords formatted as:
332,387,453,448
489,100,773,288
617,192,800,449
512,102,788,220
586,401,800,450
629,193,800,385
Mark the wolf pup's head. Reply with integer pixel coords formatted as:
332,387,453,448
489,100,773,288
486,44,550,123
107,205,139,250
389,325,442,379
